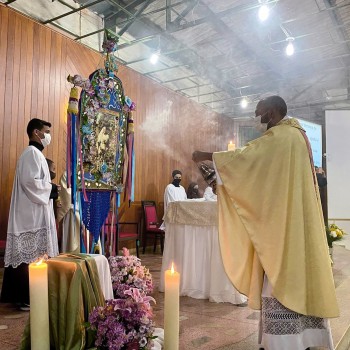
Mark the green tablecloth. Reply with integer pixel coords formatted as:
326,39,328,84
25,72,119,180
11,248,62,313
21,254,105,350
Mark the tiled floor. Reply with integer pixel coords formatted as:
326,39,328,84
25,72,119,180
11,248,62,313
0,301,29,349
0,246,350,349
144,247,350,350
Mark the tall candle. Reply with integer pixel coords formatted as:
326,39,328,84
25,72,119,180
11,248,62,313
164,262,180,350
29,259,50,350
228,140,236,151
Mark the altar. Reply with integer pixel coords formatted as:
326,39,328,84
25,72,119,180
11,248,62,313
160,201,247,304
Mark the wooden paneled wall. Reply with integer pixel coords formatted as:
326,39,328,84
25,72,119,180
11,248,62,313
0,5,235,241
0,5,104,241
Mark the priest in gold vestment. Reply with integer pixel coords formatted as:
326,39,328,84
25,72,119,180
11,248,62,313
193,96,338,350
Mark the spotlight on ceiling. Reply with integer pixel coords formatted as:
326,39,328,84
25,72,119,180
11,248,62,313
150,52,159,64
258,1,269,21
285,37,295,56
240,98,248,108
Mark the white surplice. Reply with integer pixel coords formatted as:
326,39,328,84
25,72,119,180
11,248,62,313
163,183,187,213
203,186,217,201
160,184,187,230
4,146,59,267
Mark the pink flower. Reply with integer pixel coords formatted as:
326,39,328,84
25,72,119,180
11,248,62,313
108,253,154,299
124,288,144,303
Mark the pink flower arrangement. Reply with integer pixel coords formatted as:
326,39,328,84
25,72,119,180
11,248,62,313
88,288,156,350
108,248,153,299
89,249,156,349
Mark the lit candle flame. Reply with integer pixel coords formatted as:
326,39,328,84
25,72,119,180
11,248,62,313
229,140,233,145
36,259,43,266
171,262,175,274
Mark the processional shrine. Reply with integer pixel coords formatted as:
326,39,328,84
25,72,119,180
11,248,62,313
66,30,135,257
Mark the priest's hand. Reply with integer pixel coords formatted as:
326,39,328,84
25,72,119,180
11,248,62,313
192,151,213,162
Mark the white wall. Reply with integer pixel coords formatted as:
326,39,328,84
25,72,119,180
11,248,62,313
325,110,350,248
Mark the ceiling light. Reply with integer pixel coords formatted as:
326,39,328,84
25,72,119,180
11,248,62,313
285,37,295,56
258,3,269,21
240,98,248,108
150,52,159,64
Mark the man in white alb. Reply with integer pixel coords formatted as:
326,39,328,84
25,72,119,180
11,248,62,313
203,180,217,201
160,170,187,231
1,118,59,309
163,170,187,213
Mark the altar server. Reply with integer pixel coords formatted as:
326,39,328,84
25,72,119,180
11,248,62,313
163,170,187,212
1,118,59,308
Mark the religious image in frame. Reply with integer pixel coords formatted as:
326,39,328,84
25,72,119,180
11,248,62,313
78,67,129,192
82,108,121,189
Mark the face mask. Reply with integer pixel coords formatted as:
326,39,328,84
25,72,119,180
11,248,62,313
50,171,56,180
172,179,181,187
39,132,51,147
253,113,271,133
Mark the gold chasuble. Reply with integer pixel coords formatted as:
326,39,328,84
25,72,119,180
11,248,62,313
213,118,339,318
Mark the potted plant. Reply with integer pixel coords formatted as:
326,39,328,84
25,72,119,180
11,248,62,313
326,223,346,262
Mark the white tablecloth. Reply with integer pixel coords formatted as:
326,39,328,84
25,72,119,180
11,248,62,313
90,254,114,300
160,202,247,304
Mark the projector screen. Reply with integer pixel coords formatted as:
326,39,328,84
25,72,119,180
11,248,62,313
296,118,322,167
325,110,350,219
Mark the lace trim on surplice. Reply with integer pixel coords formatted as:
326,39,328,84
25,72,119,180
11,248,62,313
262,296,326,335
5,228,57,268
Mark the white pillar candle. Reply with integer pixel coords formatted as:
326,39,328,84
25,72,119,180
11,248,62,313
228,140,236,151
164,262,180,350
29,259,50,350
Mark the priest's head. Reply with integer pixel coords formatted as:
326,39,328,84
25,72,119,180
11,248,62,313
27,118,52,147
256,96,287,129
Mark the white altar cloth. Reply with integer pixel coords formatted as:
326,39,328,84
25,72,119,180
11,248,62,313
90,254,114,300
160,201,247,304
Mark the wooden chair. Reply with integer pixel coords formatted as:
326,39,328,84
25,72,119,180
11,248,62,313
141,200,164,254
117,222,140,258
104,212,140,257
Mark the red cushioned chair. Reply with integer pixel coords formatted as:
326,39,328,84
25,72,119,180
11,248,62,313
117,222,140,258
141,201,164,254
104,211,140,257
